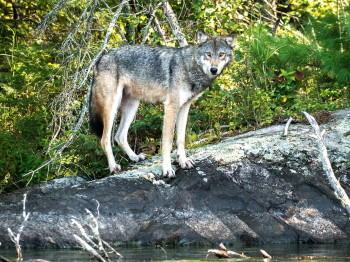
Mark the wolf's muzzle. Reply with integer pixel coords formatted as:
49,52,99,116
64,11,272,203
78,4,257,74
210,67,218,75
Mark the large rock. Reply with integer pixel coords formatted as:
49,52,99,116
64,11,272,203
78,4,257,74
1,109,350,248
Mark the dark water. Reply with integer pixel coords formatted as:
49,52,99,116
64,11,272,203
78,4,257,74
1,244,350,262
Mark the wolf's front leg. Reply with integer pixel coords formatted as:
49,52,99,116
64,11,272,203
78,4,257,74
162,104,178,178
176,101,195,170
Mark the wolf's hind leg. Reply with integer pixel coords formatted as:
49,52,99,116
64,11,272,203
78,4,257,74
176,101,195,169
115,94,147,162
100,86,124,174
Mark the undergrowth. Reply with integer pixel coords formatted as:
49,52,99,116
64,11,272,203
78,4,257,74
1,6,349,192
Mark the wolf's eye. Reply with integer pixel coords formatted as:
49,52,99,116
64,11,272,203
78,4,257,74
206,52,212,57
219,52,225,57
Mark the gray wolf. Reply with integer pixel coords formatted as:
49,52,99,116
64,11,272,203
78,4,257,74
89,29,237,177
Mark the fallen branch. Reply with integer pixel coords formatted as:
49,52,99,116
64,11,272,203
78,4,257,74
24,258,50,262
160,247,167,260
198,125,231,138
303,111,350,216
0,255,11,262
8,193,30,261
74,234,106,262
102,240,124,258
260,249,272,259
73,201,123,261
208,243,249,259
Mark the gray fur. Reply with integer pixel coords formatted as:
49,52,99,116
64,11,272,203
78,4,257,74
89,30,237,177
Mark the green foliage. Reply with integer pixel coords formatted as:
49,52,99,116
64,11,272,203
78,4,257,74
133,106,164,139
1,0,350,192
189,0,242,34
0,29,61,190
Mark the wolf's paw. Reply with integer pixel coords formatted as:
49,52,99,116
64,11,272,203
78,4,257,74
163,169,176,178
179,158,196,169
136,153,148,162
110,164,122,175
130,153,148,162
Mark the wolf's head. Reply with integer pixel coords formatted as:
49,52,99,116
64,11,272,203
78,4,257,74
196,30,237,78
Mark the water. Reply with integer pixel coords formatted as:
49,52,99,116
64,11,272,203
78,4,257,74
1,244,350,262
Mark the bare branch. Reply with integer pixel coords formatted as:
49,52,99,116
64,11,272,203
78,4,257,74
260,249,272,259
7,194,30,260
23,0,129,181
71,218,97,248
208,243,249,259
141,1,164,44
283,116,293,136
99,0,127,43
162,1,188,47
0,255,11,262
74,234,106,262
303,111,350,216
35,0,69,37
153,15,167,45
102,240,124,258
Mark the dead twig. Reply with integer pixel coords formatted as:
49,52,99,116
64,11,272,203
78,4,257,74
141,1,164,44
102,240,124,258
160,247,167,260
22,0,129,184
260,249,272,259
303,111,350,217
153,15,167,45
283,116,294,136
0,255,11,262
8,193,30,261
73,201,123,261
198,125,231,137
24,258,50,262
74,234,106,262
208,243,249,259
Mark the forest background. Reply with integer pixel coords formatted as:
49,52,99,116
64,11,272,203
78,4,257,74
0,0,349,193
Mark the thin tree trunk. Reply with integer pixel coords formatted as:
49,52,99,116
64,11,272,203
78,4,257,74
162,2,188,47
11,0,19,20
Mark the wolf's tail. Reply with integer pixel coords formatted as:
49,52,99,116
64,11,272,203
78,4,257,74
89,79,104,138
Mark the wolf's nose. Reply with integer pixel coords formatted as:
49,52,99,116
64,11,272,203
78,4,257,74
210,67,218,75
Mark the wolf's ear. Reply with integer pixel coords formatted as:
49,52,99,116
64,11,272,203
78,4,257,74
198,29,211,44
224,32,237,48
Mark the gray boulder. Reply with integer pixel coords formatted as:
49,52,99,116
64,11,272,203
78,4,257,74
1,109,350,248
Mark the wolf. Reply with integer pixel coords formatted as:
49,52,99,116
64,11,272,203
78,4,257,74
89,29,237,178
